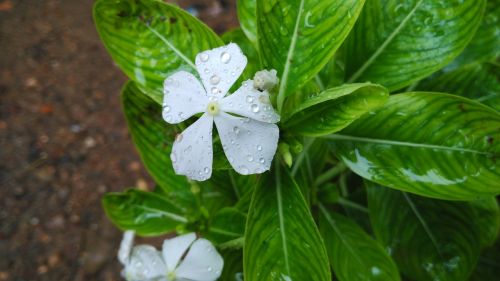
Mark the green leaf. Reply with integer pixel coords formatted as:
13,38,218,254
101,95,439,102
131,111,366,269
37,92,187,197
367,183,482,281
237,0,257,44
103,189,188,236
470,198,500,248
318,205,401,281
345,0,486,91
283,83,388,136
470,239,500,281
447,0,500,69
256,0,366,111
328,92,500,200
206,207,246,245
220,249,244,281
122,81,197,203
94,0,222,102
417,64,500,111
244,167,331,281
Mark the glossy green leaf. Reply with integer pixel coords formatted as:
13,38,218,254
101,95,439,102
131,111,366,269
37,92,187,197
237,0,257,44
206,207,246,245
256,0,366,111
329,92,500,200
283,83,389,136
345,0,486,91
417,64,500,111
103,189,188,236
318,205,401,281
367,183,482,281
448,0,500,69
94,0,222,102
244,167,331,281
122,82,197,204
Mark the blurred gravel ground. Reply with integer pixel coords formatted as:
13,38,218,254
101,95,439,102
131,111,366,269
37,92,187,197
0,0,237,280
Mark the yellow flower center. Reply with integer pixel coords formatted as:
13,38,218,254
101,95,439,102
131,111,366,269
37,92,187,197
207,101,220,116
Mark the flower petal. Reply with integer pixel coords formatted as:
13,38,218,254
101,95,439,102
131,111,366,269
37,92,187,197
175,238,224,281
214,112,279,175
195,43,247,99
171,114,214,181
163,71,208,124
118,231,135,265
162,233,197,271
125,245,166,280
220,80,280,123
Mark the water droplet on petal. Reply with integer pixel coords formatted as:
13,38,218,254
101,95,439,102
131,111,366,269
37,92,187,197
233,126,240,134
210,75,221,85
204,68,210,74
246,95,254,103
165,115,173,122
208,266,213,272
200,53,209,62
204,167,210,174
170,152,177,163
251,104,260,113
247,155,254,162
164,105,171,113
211,87,219,95
220,52,231,63
184,145,192,153
259,158,265,164
257,145,262,151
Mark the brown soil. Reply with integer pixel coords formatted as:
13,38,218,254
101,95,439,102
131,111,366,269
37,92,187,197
0,0,237,280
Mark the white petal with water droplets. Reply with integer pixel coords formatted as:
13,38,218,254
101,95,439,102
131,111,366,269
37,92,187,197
175,239,224,281
220,80,280,123
171,114,213,181
163,71,208,124
214,112,279,175
162,233,196,271
195,43,247,99
125,245,166,280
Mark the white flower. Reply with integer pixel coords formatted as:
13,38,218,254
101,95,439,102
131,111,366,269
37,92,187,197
119,232,223,281
253,69,279,91
162,43,280,181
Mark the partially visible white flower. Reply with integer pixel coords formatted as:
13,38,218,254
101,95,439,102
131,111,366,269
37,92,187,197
119,232,223,281
253,69,279,91
162,43,280,181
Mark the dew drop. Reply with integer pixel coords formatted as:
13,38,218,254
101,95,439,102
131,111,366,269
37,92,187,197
233,126,240,134
135,261,143,268
259,158,265,164
251,104,260,113
165,115,173,122
220,52,231,63
204,167,210,174
184,145,192,153
207,266,213,272
163,105,171,113
246,95,254,103
204,68,210,74
257,145,262,151
211,87,219,95
247,155,254,162
200,53,209,62
231,71,236,76
210,74,221,85
170,152,177,163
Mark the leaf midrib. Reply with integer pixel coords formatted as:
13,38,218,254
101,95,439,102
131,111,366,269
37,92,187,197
347,0,424,82
277,0,306,112
135,205,188,223
325,134,493,156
